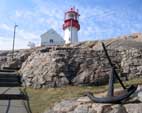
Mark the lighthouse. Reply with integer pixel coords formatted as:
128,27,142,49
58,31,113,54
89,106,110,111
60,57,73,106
63,7,80,44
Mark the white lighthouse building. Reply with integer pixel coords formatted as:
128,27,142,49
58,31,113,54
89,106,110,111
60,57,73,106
63,7,80,44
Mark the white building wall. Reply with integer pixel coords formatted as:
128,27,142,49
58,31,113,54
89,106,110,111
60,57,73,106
41,29,64,46
71,27,78,43
64,27,78,44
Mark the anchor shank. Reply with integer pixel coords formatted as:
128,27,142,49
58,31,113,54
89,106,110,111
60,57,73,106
102,42,126,89
113,68,126,89
108,68,115,97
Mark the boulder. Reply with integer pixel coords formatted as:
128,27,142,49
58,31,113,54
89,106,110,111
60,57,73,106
44,85,142,113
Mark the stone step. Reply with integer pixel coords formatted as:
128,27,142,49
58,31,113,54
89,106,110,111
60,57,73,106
0,82,21,87
0,94,28,100
0,74,20,79
0,69,16,72
0,78,21,82
2,67,20,71
0,71,17,75
0,67,22,87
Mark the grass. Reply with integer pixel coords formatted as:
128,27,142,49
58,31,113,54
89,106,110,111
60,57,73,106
23,78,142,113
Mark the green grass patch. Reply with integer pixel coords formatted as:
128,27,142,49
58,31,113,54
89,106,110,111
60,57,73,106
23,78,142,113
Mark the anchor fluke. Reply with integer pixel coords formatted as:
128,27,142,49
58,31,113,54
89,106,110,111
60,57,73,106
84,42,138,103
84,85,137,103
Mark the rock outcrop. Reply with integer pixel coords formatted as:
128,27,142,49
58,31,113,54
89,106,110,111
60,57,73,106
0,51,9,68
20,48,120,88
0,49,32,69
44,85,142,113
20,45,142,88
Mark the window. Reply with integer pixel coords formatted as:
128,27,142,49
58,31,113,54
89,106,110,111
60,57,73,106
69,13,75,18
66,13,76,20
50,39,54,43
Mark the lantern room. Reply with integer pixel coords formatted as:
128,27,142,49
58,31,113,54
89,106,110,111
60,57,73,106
64,8,79,21
63,7,80,30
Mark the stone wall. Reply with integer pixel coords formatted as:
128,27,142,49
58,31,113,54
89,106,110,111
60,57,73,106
20,47,122,88
121,48,142,78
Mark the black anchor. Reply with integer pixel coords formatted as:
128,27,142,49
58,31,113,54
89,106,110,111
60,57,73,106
84,42,138,103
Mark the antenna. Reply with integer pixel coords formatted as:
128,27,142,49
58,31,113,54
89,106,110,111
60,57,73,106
77,9,79,13
73,6,75,10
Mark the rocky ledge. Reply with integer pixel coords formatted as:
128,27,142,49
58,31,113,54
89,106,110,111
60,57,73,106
20,48,119,88
44,85,142,113
0,49,32,69
20,46,142,88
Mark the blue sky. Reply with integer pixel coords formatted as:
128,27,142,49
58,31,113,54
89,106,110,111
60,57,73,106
0,0,142,50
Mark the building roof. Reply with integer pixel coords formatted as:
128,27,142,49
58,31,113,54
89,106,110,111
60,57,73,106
40,29,63,40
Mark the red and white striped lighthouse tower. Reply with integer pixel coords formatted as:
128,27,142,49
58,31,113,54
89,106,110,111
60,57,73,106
63,7,80,44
